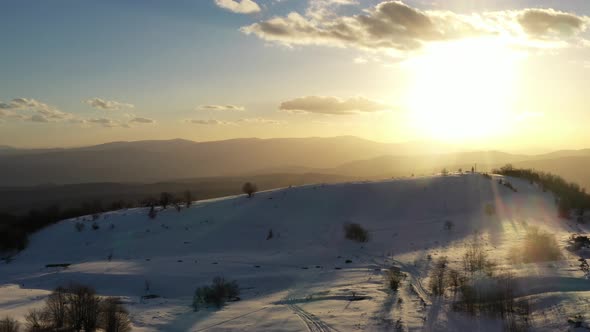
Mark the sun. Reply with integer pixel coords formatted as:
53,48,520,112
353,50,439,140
403,38,523,141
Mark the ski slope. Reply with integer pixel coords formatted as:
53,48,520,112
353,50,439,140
1,173,589,331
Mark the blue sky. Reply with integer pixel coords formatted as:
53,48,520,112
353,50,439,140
1,0,590,149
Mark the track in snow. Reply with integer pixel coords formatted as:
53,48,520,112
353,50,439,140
288,303,334,332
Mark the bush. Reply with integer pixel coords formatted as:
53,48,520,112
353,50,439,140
444,220,454,231
74,222,85,232
428,257,448,296
517,227,561,263
569,234,590,251
343,223,369,243
462,241,495,276
0,317,20,332
485,204,496,216
192,277,240,311
148,206,157,220
99,298,132,332
385,267,406,291
91,222,99,230
242,182,258,198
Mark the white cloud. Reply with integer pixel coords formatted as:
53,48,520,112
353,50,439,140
84,98,135,111
280,96,392,115
241,1,589,53
197,104,246,111
214,0,261,14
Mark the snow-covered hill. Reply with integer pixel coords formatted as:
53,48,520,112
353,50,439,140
1,174,589,331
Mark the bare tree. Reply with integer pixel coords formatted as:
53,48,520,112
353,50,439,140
99,298,132,332
242,182,258,198
159,192,173,209
46,287,67,329
0,317,20,332
25,309,50,332
184,190,194,208
65,284,101,332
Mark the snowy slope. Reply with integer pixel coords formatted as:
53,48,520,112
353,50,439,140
1,174,589,331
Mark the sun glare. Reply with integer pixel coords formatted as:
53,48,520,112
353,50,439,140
404,38,524,141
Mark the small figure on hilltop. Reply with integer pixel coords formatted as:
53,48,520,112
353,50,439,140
242,182,258,198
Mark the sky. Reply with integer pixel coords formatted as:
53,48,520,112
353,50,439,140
1,0,590,151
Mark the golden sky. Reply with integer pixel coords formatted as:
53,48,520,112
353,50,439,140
1,0,589,151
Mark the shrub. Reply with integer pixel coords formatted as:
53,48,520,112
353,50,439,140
99,298,132,332
444,220,454,231
385,267,406,291
242,182,258,198
519,227,561,263
485,204,496,216
428,257,448,296
192,277,240,310
0,317,19,332
462,241,495,276
74,222,85,232
343,223,369,243
91,222,99,230
569,234,590,251
148,206,157,220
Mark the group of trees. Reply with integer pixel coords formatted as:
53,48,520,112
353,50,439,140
495,165,590,219
1,284,130,332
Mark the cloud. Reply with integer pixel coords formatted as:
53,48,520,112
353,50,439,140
129,117,156,124
236,117,286,125
279,96,392,115
214,0,261,14
186,119,234,125
197,104,245,111
84,98,135,111
241,1,589,53
87,118,129,128
518,8,587,38
30,114,50,123
0,98,73,122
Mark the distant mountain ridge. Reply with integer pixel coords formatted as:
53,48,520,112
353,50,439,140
1,136,589,188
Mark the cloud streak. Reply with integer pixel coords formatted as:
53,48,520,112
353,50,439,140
84,98,135,111
198,104,246,111
280,96,392,115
